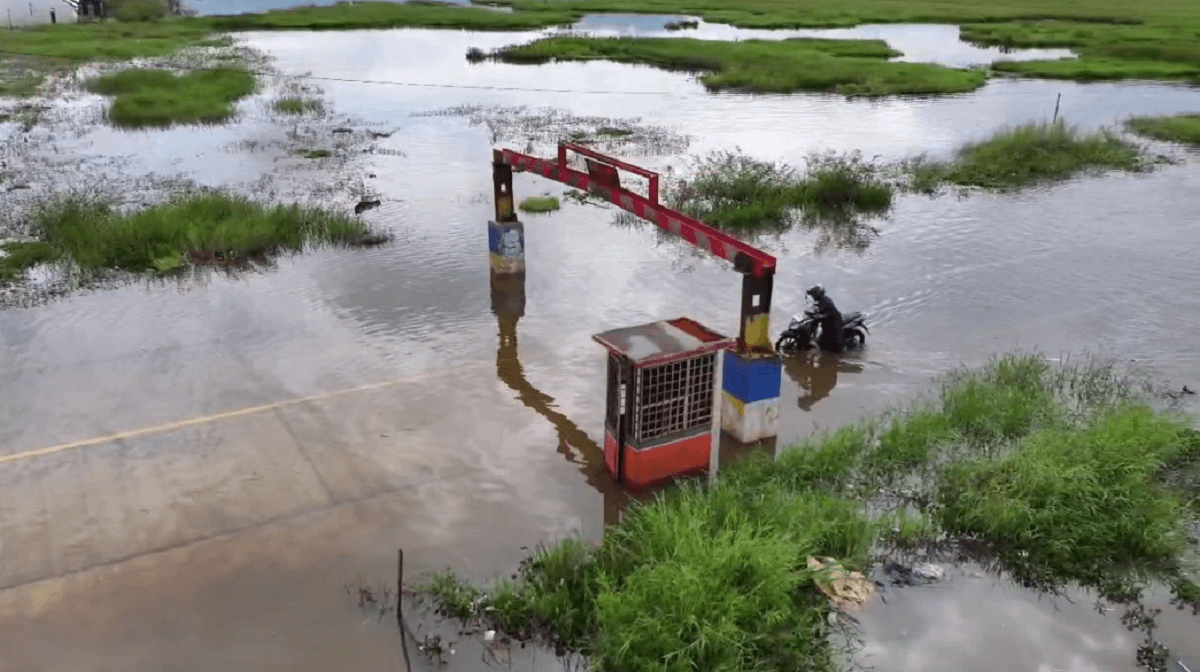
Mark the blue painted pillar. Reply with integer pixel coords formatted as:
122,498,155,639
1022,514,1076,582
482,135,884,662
721,350,782,443
490,150,525,276
488,220,525,275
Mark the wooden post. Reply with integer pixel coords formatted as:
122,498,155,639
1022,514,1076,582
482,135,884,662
492,149,516,224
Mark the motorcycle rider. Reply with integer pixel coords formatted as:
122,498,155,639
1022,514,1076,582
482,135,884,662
806,285,846,353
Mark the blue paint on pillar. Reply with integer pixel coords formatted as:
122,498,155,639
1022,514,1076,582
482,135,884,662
723,351,782,404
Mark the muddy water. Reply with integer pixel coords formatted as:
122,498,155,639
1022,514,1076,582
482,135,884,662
2,21,1200,672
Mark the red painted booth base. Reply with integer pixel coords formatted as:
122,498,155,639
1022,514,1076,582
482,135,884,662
604,429,712,490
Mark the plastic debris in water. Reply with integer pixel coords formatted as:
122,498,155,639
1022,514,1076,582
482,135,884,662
807,556,875,610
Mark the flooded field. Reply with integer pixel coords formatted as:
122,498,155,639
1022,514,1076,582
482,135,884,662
1,18,1199,672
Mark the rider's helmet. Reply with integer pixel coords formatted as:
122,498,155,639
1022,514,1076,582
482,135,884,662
806,285,826,302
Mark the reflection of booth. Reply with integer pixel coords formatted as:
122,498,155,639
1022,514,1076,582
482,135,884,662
593,318,734,490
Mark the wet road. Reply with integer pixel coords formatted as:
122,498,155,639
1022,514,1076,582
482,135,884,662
2,20,1200,671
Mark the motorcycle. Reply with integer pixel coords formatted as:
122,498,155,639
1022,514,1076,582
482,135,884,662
775,303,868,355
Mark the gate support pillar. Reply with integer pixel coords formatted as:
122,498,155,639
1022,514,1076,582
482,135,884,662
490,150,525,276
723,271,781,443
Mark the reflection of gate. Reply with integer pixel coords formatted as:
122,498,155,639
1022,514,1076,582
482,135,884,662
595,319,732,489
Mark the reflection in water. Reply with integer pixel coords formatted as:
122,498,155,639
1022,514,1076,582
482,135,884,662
490,271,633,526
784,351,864,412
798,209,883,254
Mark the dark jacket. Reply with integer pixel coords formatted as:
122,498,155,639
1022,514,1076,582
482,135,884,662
812,293,845,353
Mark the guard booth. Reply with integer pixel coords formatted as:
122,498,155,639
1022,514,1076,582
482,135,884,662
593,318,734,490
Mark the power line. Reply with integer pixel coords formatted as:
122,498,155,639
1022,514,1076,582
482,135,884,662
0,46,679,95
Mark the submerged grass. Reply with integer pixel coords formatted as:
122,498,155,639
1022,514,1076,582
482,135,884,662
669,150,893,231
0,192,378,282
84,67,256,128
273,96,325,115
417,353,1200,671
910,119,1150,191
1127,114,1200,146
491,36,986,96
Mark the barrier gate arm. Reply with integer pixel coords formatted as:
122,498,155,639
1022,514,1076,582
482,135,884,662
494,145,778,352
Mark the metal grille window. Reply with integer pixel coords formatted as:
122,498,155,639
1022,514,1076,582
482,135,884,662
634,354,715,441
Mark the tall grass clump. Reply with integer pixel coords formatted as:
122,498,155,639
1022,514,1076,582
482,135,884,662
911,119,1150,190
669,150,893,232
85,67,255,128
28,192,378,275
416,353,1199,669
419,480,875,671
1127,113,1200,146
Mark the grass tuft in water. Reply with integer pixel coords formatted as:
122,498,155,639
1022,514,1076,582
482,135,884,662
1127,113,1200,146
273,96,325,115
15,192,380,279
85,68,255,128
910,119,1150,190
518,196,561,213
416,353,1200,669
669,150,893,231
491,36,987,96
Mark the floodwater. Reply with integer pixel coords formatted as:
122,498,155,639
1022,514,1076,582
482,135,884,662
2,18,1200,672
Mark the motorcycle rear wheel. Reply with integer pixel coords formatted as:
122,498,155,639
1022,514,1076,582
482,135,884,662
847,328,867,347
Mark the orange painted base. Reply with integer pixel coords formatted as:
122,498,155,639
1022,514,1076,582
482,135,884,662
604,429,619,477
604,429,712,490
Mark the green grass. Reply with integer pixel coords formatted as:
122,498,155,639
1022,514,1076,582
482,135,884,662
669,150,893,231
273,96,325,115
416,353,1200,669
0,192,379,282
492,0,1185,28
296,149,332,159
1127,113,1200,145
207,1,578,31
85,67,255,128
909,119,1150,191
493,36,987,96
421,485,875,671
518,195,561,212
110,0,169,23
962,21,1200,84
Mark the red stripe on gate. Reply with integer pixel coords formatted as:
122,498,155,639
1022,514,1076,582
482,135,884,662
499,149,775,277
